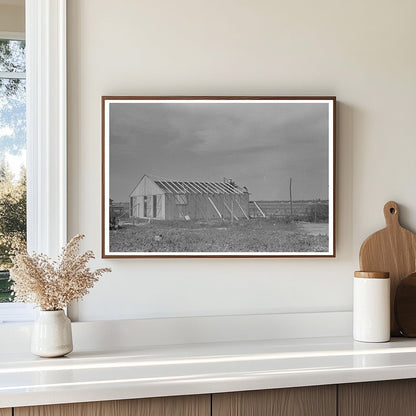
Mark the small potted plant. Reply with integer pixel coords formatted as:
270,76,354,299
10,234,111,357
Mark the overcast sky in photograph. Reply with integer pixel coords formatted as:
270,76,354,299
109,101,330,202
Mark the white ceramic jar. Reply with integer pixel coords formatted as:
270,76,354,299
353,271,390,343
31,310,73,357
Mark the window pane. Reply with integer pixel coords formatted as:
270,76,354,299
0,41,26,303
0,39,26,73
0,78,26,153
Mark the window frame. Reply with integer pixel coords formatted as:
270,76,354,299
0,31,28,318
26,0,67,257
0,0,67,324
0,31,24,41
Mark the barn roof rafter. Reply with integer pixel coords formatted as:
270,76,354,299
152,178,246,195
186,181,203,194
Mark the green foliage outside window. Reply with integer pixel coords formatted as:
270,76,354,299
0,38,27,302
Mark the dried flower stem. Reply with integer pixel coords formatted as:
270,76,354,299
10,234,111,310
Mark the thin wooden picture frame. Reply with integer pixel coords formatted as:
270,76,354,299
102,96,336,258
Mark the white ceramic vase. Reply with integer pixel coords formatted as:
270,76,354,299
31,310,73,357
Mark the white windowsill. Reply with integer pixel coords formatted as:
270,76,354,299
0,303,36,325
0,311,352,352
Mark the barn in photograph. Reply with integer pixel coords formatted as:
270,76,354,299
129,175,250,221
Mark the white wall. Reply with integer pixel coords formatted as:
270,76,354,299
67,0,416,322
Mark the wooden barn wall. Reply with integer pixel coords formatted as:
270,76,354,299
130,176,161,198
130,177,167,219
130,194,165,219
165,194,177,220
164,193,249,221
160,194,166,219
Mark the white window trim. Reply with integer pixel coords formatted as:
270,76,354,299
26,0,67,257
0,31,25,40
0,0,67,324
0,72,25,79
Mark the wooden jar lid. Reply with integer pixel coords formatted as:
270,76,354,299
354,271,390,279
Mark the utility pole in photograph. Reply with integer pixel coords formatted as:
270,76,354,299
289,177,293,216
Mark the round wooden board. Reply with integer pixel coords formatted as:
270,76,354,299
359,201,416,335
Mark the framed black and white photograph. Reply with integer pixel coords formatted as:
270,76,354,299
102,96,335,258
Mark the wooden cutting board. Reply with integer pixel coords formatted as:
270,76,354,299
359,201,416,335
395,272,416,337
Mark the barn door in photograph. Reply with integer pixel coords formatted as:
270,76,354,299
143,196,148,218
153,195,157,218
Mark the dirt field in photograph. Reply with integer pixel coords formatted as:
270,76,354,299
109,218,329,253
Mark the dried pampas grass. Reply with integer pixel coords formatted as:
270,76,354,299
10,234,111,311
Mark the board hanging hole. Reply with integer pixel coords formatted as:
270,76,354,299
390,207,396,214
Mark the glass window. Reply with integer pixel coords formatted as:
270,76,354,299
0,38,27,303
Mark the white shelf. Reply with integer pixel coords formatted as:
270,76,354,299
2,336,416,408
